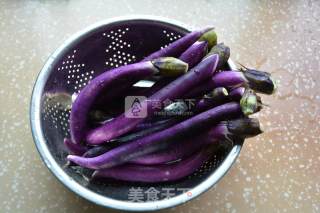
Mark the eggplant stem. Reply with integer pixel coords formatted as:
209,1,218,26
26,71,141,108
237,61,250,71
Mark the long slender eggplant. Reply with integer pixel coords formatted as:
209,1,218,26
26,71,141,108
185,69,277,98
143,28,212,61
70,58,188,144
130,118,262,165
68,102,245,169
91,147,214,183
86,54,219,144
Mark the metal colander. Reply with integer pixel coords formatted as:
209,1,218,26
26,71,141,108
30,16,242,211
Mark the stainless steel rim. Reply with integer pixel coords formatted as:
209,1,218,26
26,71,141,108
30,15,241,211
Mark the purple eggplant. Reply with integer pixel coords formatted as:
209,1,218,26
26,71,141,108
143,28,212,61
130,117,262,165
179,41,208,68
92,147,213,183
67,102,244,169
185,69,277,98
70,58,188,144
86,54,220,144
144,40,209,97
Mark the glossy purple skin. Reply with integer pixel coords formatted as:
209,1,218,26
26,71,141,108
179,41,208,68
229,87,245,101
184,71,247,98
132,119,174,132
64,138,88,155
70,61,157,144
145,40,208,97
85,54,219,144
92,148,212,183
130,125,226,165
142,28,212,61
96,37,209,107
67,102,241,169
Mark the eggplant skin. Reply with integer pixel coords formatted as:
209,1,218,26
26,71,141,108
92,147,212,183
86,54,220,144
143,28,212,61
67,102,242,170
70,61,159,145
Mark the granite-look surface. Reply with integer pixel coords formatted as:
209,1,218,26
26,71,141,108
0,0,319,212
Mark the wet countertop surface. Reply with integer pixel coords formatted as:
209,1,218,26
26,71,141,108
0,0,319,212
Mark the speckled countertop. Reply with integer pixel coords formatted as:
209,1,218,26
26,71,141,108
0,0,319,212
